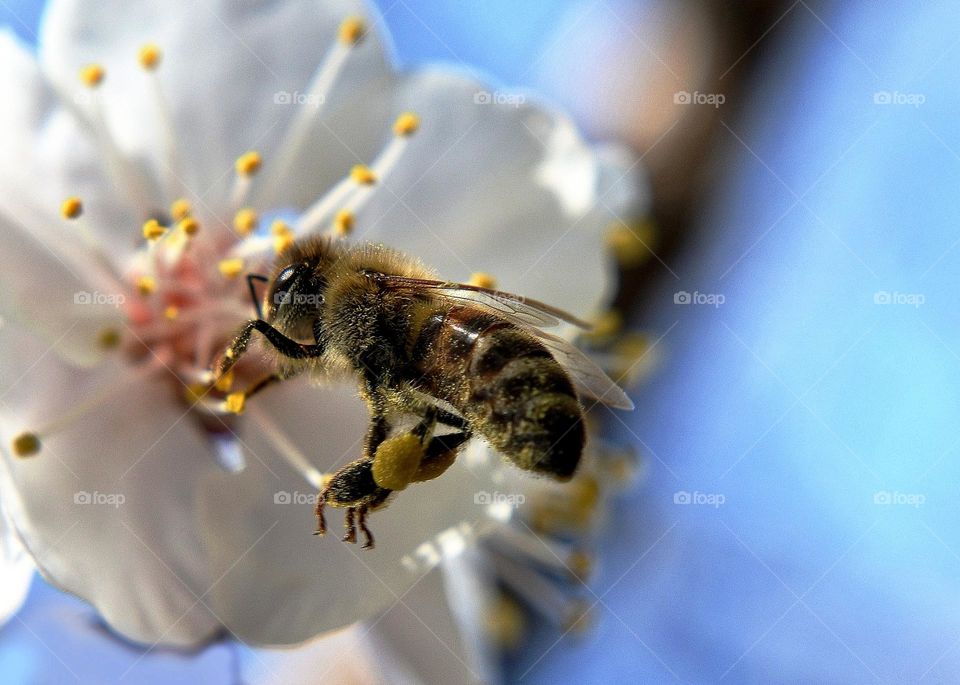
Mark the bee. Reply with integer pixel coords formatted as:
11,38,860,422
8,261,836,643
213,237,633,549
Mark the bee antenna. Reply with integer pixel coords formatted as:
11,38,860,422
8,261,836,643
246,273,269,319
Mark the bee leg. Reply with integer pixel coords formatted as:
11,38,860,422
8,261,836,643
313,491,327,536
213,319,324,378
357,506,375,549
342,507,357,544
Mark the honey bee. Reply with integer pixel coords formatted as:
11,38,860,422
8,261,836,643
213,237,632,549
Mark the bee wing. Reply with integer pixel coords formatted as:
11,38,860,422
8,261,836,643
376,274,633,411
534,330,635,410
374,275,591,329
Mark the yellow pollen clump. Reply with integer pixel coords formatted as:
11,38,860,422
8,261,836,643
393,112,420,136
138,43,162,70
350,164,377,185
12,432,41,458
97,328,121,349
235,151,263,176
218,258,244,279
136,275,157,295
371,433,424,491
214,369,235,392
338,16,366,45
79,63,105,88
60,197,83,220
224,392,246,415
233,208,258,236
142,219,166,241
170,198,192,221
333,209,354,236
271,220,294,254
164,305,179,320
178,217,200,236
468,272,497,289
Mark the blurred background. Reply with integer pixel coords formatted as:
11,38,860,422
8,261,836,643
3,0,960,682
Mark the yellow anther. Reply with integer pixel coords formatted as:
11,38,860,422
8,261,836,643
79,63,105,88
12,432,41,458
567,550,593,580
338,16,366,45
142,219,166,241
138,43,162,71
468,272,497,289
372,433,425,491
333,209,354,236
178,217,200,237
164,305,179,320
393,112,420,136
136,276,157,295
60,197,83,220
605,219,657,267
581,309,623,345
562,601,592,635
235,151,262,177
214,369,235,392
218,258,244,279
232,208,258,236
271,220,295,254
170,198,192,221
350,164,377,185
224,392,246,415
97,328,121,350
183,382,208,405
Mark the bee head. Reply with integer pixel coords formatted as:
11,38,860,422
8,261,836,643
265,257,326,339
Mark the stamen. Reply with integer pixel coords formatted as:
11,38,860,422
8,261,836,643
606,219,657,267
138,43,162,71
97,328,122,350
232,208,258,236
483,594,526,649
136,275,157,295
142,219,167,241
60,197,83,220
393,111,420,136
164,305,179,320
271,220,294,254
338,16,367,45
178,217,200,236
213,369,234,392
255,16,366,203
490,549,586,629
350,164,377,185
332,209,354,237
246,404,328,490
79,63,105,88
218,258,244,279
468,272,497,289
488,521,589,580
230,151,263,209
170,198,192,221
224,392,246,415
138,44,186,199
11,432,40,458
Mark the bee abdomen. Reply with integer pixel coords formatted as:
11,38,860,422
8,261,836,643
468,330,584,481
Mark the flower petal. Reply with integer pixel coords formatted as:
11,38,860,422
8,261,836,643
0,321,223,646
40,0,395,213
0,508,34,625
195,377,523,645
349,69,649,319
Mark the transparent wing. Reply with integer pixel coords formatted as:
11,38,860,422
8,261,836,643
375,275,591,329
376,274,633,410
535,331,635,410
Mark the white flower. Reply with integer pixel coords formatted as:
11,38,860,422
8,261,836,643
0,0,645,649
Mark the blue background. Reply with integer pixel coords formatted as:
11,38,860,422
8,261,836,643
3,0,960,682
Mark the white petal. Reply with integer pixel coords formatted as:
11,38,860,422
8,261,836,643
40,0,395,213
195,377,523,645
0,30,143,259
350,69,648,319
0,508,34,625
0,321,223,646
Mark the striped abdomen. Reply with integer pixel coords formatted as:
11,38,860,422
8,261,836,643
410,305,584,480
